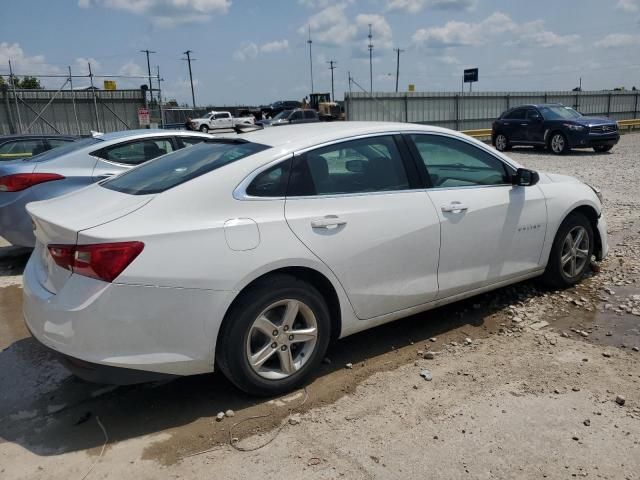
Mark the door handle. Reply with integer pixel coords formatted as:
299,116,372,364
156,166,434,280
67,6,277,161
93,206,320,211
311,215,347,229
441,202,468,213
521,123,528,126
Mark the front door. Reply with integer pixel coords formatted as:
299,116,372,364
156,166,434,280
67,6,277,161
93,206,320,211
407,133,547,298
525,108,546,144
285,134,441,320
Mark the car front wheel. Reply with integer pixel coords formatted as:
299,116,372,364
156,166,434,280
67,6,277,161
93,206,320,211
542,212,594,288
549,132,569,155
199,125,209,133
593,145,613,153
216,274,331,396
494,133,510,152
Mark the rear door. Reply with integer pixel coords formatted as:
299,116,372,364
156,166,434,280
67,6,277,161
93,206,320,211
284,134,441,320
91,137,176,181
525,108,545,144
407,133,547,298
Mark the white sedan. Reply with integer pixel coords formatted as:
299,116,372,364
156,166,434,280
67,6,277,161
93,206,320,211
23,122,608,395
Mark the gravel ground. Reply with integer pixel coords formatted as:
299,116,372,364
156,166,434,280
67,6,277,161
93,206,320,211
0,134,639,479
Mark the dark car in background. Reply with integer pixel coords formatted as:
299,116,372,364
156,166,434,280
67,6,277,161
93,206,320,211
0,134,77,161
256,108,319,127
492,104,619,155
262,100,302,117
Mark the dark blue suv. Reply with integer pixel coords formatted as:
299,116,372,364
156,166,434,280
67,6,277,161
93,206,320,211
492,104,619,155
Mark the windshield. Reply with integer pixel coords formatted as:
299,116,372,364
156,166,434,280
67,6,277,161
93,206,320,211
272,110,293,121
26,137,102,162
539,106,582,120
101,140,269,195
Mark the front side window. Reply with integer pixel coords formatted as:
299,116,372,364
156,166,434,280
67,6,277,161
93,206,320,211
410,134,511,188
304,110,317,119
289,111,304,121
504,108,526,120
99,138,174,165
288,136,410,196
47,138,74,148
214,113,229,120
102,140,269,195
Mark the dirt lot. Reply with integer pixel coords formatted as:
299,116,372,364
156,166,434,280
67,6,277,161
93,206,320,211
1,134,639,479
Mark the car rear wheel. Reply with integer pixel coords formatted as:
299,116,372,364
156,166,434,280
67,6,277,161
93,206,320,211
549,132,569,155
199,125,209,133
495,133,510,152
216,274,331,396
593,145,613,153
542,212,594,288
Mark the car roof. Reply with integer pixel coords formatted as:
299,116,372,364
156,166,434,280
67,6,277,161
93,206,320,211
509,103,565,110
229,121,464,150
96,129,211,141
0,134,78,141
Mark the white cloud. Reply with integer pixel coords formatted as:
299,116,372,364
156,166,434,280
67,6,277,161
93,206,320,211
298,0,353,8
299,4,358,45
595,33,640,48
78,0,231,27
0,42,62,78
233,40,290,61
437,55,460,65
260,39,289,53
616,0,639,12
387,0,476,13
74,57,102,75
503,59,532,71
412,12,578,49
355,13,393,51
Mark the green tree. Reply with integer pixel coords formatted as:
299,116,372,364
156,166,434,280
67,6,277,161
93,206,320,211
17,76,43,89
165,99,179,107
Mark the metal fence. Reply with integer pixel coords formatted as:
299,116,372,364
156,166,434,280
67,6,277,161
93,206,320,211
345,91,640,130
1,88,146,135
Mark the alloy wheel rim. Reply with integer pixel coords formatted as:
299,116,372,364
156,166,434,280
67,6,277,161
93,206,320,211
560,226,589,278
551,134,564,153
246,299,318,380
496,135,507,150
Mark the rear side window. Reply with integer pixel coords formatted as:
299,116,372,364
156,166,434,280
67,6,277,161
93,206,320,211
47,138,74,148
97,138,174,166
503,108,526,120
246,159,292,197
180,136,207,146
304,110,317,120
102,140,269,195
287,136,410,196
0,139,46,158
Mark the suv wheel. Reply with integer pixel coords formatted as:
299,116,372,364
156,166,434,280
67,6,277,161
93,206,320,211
542,212,594,288
216,274,331,396
549,132,569,155
199,125,209,133
495,133,510,152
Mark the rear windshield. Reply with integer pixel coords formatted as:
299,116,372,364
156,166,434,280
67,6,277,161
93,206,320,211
101,140,269,195
27,137,102,162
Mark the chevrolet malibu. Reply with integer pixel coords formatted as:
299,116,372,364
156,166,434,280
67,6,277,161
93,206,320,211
23,122,608,396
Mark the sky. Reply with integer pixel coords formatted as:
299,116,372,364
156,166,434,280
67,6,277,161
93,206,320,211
1,0,639,106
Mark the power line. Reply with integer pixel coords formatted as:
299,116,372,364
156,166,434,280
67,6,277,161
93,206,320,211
327,60,337,101
182,50,196,109
140,50,156,103
394,48,404,93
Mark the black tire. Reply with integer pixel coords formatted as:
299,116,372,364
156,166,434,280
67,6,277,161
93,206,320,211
541,212,594,289
494,133,510,152
593,145,613,153
216,274,331,396
549,132,569,155
199,125,209,133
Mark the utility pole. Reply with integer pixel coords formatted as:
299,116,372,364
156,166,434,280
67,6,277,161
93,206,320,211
182,50,196,109
327,60,337,101
140,49,156,103
307,25,314,93
348,71,352,95
368,24,373,93
394,48,404,93
157,65,164,128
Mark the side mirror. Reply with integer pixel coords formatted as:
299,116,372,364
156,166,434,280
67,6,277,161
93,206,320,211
512,168,540,187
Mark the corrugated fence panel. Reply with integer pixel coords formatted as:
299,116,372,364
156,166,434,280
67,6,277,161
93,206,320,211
345,91,640,130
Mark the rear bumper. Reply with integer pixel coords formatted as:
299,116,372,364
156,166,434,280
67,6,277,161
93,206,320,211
23,253,235,379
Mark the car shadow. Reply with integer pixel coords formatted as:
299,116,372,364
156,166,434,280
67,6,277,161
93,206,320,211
506,146,612,157
0,278,546,458
0,244,31,278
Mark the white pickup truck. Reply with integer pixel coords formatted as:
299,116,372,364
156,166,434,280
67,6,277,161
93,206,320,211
190,111,255,132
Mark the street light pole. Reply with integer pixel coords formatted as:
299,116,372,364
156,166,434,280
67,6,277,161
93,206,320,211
182,50,196,110
307,25,314,94
368,24,373,93
327,60,337,101
140,50,156,103
394,48,404,93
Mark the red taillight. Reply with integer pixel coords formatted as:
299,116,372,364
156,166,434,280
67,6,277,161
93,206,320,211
0,173,65,192
47,242,144,283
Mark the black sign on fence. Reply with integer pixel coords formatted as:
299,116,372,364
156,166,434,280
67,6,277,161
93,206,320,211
464,68,478,83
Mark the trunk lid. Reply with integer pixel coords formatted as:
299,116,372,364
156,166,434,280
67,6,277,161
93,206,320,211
27,185,153,293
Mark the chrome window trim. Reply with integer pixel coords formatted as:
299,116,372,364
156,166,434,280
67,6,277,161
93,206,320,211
233,130,520,201
90,136,176,167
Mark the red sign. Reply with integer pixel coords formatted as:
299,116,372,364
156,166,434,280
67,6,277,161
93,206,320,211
138,107,150,126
